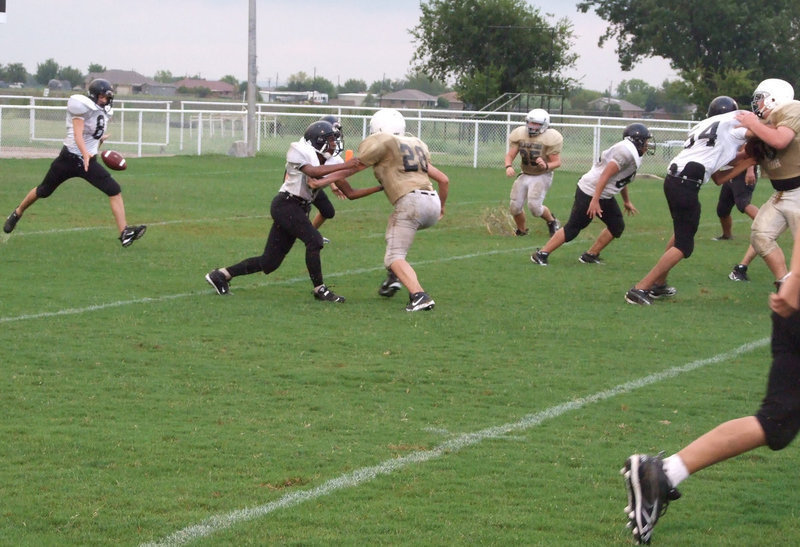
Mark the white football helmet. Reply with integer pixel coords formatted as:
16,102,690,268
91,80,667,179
752,78,794,118
369,108,406,136
525,108,550,136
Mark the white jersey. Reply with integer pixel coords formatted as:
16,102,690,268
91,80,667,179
577,139,642,199
670,110,748,185
64,94,110,156
280,139,343,202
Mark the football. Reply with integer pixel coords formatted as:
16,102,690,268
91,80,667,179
101,150,127,171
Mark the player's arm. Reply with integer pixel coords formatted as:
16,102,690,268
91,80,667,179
539,152,561,172
587,161,620,219
736,111,796,150
324,178,383,200
620,186,637,215
428,163,449,214
504,144,519,177
301,156,361,179
72,117,91,172
711,155,757,185
770,231,800,317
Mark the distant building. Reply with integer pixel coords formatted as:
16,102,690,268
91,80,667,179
587,97,645,118
332,92,368,107
85,70,177,96
379,89,438,109
259,90,328,104
438,91,464,110
174,78,236,98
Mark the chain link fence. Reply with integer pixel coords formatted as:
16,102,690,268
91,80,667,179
0,95,696,173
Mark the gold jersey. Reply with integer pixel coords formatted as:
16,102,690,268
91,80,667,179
508,126,563,175
357,132,435,204
761,100,800,180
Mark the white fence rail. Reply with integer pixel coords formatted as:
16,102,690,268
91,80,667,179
0,96,696,170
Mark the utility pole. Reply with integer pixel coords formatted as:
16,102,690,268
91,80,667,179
246,0,257,156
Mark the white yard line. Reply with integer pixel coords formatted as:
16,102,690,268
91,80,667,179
142,338,769,546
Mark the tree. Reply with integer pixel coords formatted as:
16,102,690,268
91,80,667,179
58,66,83,88
338,78,367,93
616,79,657,110
87,63,106,74
154,70,176,83
410,0,577,108
403,70,449,96
35,58,60,85
577,0,800,102
3,63,27,84
220,74,240,88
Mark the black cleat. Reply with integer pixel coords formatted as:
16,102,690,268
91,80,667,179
378,270,403,297
530,249,549,266
120,225,147,247
205,269,230,295
622,454,681,545
625,287,653,306
579,252,603,264
729,264,749,282
648,284,677,299
406,291,435,312
3,209,20,233
547,217,560,236
314,284,345,302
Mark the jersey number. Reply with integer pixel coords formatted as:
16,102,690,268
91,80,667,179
92,115,106,140
400,143,429,172
686,121,719,148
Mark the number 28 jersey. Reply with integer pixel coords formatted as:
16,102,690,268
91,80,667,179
508,126,563,175
357,132,434,204
64,94,110,156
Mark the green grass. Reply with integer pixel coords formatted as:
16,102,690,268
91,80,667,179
0,154,796,545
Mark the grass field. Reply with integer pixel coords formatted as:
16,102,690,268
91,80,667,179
0,153,797,545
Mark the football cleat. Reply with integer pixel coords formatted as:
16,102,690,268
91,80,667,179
625,287,653,306
205,269,230,295
314,284,345,302
578,252,603,264
648,284,677,299
712,234,733,241
622,454,681,545
515,228,529,236
729,264,749,282
530,249,549,266
406,291,435,312
119,224,146,247
547,217,561,236
3,209,20,233
378,270,403,297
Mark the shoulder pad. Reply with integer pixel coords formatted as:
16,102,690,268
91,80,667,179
67,95,99,117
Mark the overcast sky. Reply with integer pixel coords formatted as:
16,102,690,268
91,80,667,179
0,0,678,93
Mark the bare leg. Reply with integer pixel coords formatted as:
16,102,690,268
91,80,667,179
719,215,733,239
14,187,40,216
540,228,566,254
109,194,127,233
677,416,767,474
586,228,614,256
512,212,527,233
312,212,325,230
634,245,684,290
390,259,423,294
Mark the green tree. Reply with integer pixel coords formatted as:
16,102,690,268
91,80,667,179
410,0,577,108
403,69,449,96
6,63,27,83
58,66,83,88
616,79,656,109
577,0,800,101
338,78,367,93
35,58,60,85
154,70,176,83
87,63,106,74
220,74,240,88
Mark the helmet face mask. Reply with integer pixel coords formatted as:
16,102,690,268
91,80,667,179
303,121,337,160
88,78,114,112
369,108,406,136
752,78,795,118
319,115,344,156
623,123,655,156
707,96,738,117
525,108,549,136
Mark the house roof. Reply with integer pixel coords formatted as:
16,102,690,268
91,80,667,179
86,69,168,88
382,89,438,102
174,78,235,93
588,97,644,112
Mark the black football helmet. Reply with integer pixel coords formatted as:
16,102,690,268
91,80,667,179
623,123,655,156
707,96,738,117
319,115,344,156
304,120,337,159
88,79,114,110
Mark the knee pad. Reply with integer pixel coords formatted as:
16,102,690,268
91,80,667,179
562,224,580,242
528,202,544,217
608,223,625,239
759,412,800,451
675,237,694,258
751,230,779,256
509,202,524,216
35,185,55,199
734,197,750,214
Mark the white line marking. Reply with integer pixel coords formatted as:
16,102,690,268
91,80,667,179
0,248,527,324
142,338,769,546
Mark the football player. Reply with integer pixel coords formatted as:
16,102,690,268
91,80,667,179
503,108,563,237
204,120,379,301
310,115,346,243
531,123,654,266
728,79,800,285
625,90,753,305
3,79,146,247
312,108,449,311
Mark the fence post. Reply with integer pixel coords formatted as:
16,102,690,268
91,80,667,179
473,120,479,168
197,112,202,155
138,111,144,157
